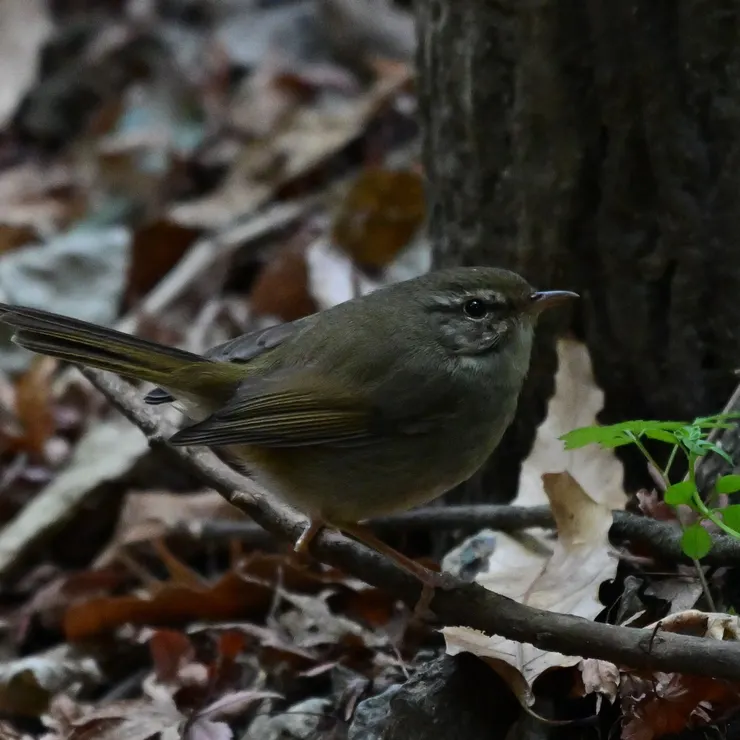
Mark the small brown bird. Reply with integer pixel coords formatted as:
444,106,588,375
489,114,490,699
0,267,576,586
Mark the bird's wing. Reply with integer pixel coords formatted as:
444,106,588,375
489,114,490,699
168,372,385,448
144,315,318,406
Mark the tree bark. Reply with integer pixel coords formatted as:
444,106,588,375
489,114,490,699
417,0,740,507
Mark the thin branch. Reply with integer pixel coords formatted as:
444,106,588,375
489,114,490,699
79,367,740,681
175,505,740,569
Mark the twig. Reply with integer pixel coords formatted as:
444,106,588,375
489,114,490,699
175,506,740,569
79,367,740,681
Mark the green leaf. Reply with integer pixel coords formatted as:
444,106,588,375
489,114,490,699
643,429,678,444
710,447,735,465
664,481,696,506
716,475,740,495
559,427,623,450
560,420,685,450
681,524,713,559
721,505,740,533
693,412,740,426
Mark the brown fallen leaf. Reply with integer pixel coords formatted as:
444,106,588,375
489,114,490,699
65,553,347,641
188,620,318,676
12,355,57,457
126,220,202,305
148,629,198,685
16,567,129,636
331,167,425,271
249,243,319,322
442,470,618,706
573,611,740,739
0,224,37,254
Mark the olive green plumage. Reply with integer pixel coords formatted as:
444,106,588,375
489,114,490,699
0,267,576,527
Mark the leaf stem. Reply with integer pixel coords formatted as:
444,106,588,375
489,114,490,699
663,444,679,479
686,452,738,538
631,435,671,489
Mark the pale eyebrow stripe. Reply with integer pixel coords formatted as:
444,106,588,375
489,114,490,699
428,291,509,309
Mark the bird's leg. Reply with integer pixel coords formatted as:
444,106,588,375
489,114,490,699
294,518,325,554
332,520,459,618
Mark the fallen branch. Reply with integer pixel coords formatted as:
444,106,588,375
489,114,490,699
175,504,740,569
79,367,740,681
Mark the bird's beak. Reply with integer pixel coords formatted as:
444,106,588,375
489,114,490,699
528,290,579,314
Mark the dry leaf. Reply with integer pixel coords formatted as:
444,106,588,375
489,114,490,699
170,65,411,229
64,553,346,641
228,56,306,139
0,645,102,716
250,245,319,321
331,167,425,270
67,696,185,740
126,220,202,304
278,589,386,651
18,568,128,635
577,658,619,703
0,163,83,237
515,338,626,510
148,629,197,684
94,490,237,568
620,670,740,740
442,471,618,705
441,339,627,705
582,612,740,740
12,355,57,456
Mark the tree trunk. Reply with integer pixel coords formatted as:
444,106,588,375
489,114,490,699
416,0,740,508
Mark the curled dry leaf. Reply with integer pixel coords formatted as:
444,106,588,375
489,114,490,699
515,339,626,510
577,658,620,703
442,470,618,706
582,611,740,740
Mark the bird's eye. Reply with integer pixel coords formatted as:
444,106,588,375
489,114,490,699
463,299,488,319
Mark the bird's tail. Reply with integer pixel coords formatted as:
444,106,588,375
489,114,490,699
0,303,242,401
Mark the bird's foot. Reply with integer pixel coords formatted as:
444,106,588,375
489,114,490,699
413,569,460,621
293,518,325,555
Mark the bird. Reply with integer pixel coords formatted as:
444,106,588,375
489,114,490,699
0,266,577,587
